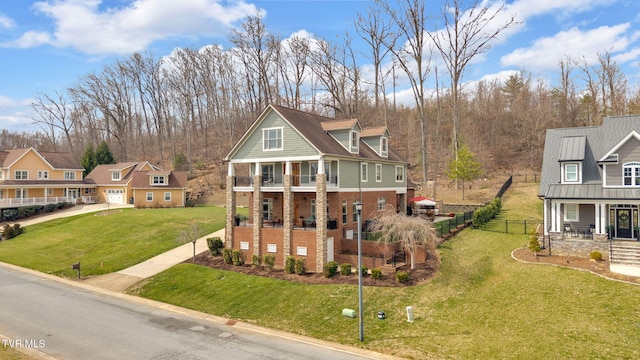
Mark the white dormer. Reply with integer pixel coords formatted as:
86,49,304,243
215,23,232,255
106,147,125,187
112,171,121,181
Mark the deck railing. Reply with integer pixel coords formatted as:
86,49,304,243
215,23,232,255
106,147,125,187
0,196,78,208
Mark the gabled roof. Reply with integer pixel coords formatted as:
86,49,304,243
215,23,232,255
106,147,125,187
359,127,389,138
0,148,82,170
539,114,640,198
85,163,134,185
130,170,187,189
225,104,407,164
85,161,187,189
320,119,359,131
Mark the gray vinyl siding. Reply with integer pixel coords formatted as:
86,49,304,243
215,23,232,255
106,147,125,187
339,161,360,188
330,129,351,151
362,138,381,155
605,137,640,186
232,112,317,160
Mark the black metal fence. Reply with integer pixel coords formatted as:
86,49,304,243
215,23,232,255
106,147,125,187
434,211,474,237
476,219,542,235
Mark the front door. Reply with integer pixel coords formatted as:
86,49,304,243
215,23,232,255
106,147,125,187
616,209,632,239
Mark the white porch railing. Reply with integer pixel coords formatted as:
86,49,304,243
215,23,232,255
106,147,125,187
0,197,78,208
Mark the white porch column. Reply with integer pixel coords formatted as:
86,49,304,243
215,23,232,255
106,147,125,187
227,162,235,176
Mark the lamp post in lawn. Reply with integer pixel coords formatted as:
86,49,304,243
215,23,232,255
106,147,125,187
354,201,364,342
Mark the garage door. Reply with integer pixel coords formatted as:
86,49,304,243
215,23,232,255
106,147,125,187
107,189,124,204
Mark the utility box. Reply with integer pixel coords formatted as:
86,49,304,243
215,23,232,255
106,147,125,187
406,306,414,322
342,308,356,318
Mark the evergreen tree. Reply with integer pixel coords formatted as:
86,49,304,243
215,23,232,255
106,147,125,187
446,142,483,200
95,140,116,165
80,144,97,176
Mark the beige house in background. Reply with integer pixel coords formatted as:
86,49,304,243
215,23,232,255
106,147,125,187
0,147,187,209
85,161,188,208
0,147,95,207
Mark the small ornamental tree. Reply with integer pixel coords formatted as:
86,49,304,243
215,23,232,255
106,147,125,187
445,142,483,199
368,205,438,270
528,229,541,259
96,140,116,165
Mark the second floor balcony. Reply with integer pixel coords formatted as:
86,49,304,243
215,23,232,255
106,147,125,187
233,174,338,188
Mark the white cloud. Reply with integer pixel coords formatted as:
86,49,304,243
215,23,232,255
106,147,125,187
6,0,259,55
0,13,15,29
501,24,634,70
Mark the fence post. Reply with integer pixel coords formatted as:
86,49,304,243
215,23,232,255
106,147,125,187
505,220,509,234
524,220,527,234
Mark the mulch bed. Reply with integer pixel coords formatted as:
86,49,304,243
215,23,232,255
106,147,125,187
189,252,441,287
188,249,640,287
511,247,640,285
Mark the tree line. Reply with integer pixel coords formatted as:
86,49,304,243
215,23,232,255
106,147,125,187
3,0,636,189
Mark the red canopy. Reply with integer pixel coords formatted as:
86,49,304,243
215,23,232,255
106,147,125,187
409,196,431,203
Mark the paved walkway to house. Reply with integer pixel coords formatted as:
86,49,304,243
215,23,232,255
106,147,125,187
83,228,225,292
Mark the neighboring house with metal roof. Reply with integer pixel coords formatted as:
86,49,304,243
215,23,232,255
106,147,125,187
84,161,187,208
224,104,412,272
539,115,640,275
0,148,95,209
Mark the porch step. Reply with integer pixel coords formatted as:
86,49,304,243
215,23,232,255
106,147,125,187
610,241,640,266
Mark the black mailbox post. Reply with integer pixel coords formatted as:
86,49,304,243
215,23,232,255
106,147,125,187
72,262,80,279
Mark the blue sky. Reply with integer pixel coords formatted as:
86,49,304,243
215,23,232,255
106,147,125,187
1,0,639,132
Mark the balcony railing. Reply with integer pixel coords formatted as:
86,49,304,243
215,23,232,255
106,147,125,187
233,175,338,187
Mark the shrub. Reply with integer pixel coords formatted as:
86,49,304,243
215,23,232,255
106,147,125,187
340,263,351,276
323,261,339,278
472,197,502,227
295,258,307,275
284,256,296,274
2,209,18,222
252,254,262,268
527,229,541,258
264,254,276,270
206,237,224,256
232,250,244,266
590,251,603,261
395,271,410,284
2,223,24,240
222,248,233,264
44,204,56,213
358,265,368,277
371,268,383,280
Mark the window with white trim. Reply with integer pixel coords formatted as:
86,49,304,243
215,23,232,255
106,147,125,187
64,171,76,180
377,197,386,211
353,201,358,222
38,170,49,179
296,246,308,256
350,130,359,152
381,137,388,157
146,192,153,201
564,203,579,221
623,162,640,186
342,200,348,224
375,164,382,182
16,188,26,198
263,127,283,151
164,192,171,201
267,244,277,253
47,188,53,196
360,163,368,182
112,171,121,181
395,166,404,182
14,170,27,180
563,163,578,183
152,175,166,185
263,198,273,221
309,161,318,183
240,241,250,250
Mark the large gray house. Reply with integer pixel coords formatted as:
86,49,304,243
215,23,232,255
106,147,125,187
223,104,412,272
539,115,640,276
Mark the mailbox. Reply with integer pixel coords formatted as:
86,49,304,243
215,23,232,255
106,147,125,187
72,262,80,279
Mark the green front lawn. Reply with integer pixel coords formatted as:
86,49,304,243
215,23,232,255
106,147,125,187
134,184,640,359
0,206,231,277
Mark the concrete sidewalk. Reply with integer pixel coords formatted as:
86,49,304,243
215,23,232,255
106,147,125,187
83,228,225,292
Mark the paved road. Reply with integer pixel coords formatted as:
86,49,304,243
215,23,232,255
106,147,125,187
0,264,383,360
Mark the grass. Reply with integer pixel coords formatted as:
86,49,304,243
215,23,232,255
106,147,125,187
134,183,640,359
0,206,233,277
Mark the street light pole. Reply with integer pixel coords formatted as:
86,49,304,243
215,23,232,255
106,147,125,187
355,201,363,342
